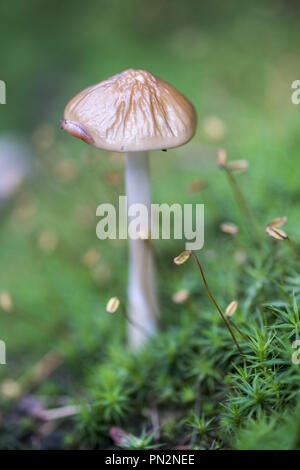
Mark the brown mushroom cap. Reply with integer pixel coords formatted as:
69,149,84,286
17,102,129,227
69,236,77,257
61,69,197,152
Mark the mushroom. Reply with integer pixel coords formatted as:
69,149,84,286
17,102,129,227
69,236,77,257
60,69,197,349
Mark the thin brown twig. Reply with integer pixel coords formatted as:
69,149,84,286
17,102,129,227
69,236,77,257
288,237,299,258
224,167,257,240
120,303,152,339
228,318,249,341
192,252,246,363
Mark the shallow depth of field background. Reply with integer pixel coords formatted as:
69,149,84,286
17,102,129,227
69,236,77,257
0,0,300,449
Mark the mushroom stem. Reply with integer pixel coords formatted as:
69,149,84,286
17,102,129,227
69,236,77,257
125,151,159,349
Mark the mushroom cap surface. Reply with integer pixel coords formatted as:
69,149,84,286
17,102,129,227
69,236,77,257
61,69,197,152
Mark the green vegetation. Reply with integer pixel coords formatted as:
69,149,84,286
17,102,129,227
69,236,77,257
0,0,300,450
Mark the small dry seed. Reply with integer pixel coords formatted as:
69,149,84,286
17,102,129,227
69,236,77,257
173,250,192,265
227,159,249,173
268,216,287,228
172,289,189,304
55,160,78,183
220,222,239,235
234,249,247,265
266,226,288,240
0,291,13,312
225,300,238,317
217,148,227,167
188,179,206,194
82,249,99,268
38,230,58,253
203,116,226,140
106,297,120,314
1,379,21,399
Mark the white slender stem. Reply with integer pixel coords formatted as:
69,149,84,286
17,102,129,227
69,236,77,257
125,151,158,349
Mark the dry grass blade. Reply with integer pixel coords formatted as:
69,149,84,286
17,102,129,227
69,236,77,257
31,351,63,383
1,350,63,400
1,379,22,399
37,405,81,421
219,152,257,240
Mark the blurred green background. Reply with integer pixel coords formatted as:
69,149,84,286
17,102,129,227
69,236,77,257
0,0,300,442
